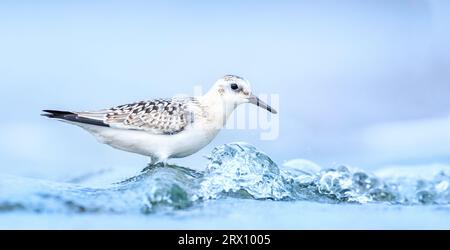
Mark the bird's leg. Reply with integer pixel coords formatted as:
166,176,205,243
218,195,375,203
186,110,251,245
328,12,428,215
142,157,163,172
147,156,159,168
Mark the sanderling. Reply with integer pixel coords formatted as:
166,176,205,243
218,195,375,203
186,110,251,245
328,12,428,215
42,75,277,164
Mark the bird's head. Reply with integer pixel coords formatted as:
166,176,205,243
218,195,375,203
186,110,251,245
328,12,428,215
208,75,277,114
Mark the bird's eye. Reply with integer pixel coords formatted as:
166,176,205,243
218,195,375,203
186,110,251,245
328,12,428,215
230,83,239,90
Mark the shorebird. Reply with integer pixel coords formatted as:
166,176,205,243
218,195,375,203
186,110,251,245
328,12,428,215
42,75,277,164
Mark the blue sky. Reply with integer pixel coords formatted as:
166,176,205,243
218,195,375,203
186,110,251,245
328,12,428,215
0,0,449,180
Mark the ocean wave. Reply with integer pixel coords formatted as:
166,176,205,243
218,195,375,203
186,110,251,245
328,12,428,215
0,142,449,214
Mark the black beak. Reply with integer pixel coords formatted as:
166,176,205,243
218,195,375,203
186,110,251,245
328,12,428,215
248,95,277,114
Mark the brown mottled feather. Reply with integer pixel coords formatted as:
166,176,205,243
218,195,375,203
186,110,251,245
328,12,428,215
81,98,198,135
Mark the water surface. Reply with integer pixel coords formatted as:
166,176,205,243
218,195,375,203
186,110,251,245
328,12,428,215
1,142,449,229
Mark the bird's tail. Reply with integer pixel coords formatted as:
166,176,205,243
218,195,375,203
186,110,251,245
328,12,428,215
41,109,109,127
41,109,76,119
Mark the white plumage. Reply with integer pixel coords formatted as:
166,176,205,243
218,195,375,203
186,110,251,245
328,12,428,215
43,75,277,164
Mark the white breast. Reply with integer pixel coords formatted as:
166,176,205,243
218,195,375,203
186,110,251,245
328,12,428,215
69,95,232,162
71,115,220,161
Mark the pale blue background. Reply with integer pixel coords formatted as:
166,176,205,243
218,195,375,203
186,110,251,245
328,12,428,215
1,0,449,180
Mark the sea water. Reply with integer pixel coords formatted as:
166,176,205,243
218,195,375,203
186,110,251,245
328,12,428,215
1,142,450,229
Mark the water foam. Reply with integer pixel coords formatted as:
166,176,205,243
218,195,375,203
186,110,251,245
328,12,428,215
1,142,449,214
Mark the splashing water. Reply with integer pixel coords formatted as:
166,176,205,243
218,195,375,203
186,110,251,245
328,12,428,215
0,142,449,214
200,142,289,200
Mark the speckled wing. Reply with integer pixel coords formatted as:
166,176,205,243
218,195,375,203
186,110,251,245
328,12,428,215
81,98,197,135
